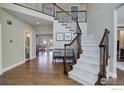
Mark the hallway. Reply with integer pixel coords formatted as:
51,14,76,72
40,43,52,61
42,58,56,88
0,51,80,85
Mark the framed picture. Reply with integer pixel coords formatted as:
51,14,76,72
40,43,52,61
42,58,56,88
64,33,72,41
56,33,63,41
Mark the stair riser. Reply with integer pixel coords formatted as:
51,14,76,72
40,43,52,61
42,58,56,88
83,52,99,57
81,53,100,57
81,38,96,41
81,42,96,45
82,47,99,51
81,44,97,46
69,70,98,84
81,37,94,39
69,34,100,85
79,56,99,63
83,50,99,55
82,46,99,49
74,64,99,74
69,74,91,85
77,58,99,66
82,48,100,54
73,67,98,78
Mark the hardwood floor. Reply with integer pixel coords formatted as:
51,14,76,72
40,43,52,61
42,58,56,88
0,51,124,85
0,51,80,85
106,69,124,85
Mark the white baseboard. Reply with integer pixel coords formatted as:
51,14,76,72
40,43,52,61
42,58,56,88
24,56,36,62
107,70,117,79
0,71,2,75
1,56,36,75
30,56,36,60
2,60,25,74
110,72,117,79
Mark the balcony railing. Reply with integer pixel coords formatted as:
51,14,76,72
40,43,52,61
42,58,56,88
56,11,87,22
15,3,54,16
15,3,84,75
14,3,87,22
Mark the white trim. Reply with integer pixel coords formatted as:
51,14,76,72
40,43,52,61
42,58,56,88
0,24,2,75
112,4,124,79
112,9,117,79
1,56,35,75
0,72,2,75
24,31,26,61
25,59,30,62
24,31,32,60
30,56,36,60
109,71,118,79
30,32,32,60
106,59,111,80
2,60,25,74
117,24,124,27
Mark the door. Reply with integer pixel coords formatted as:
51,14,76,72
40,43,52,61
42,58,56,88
119,30,124,59
0,24,2,74
25,32,31,60
71,6,78,21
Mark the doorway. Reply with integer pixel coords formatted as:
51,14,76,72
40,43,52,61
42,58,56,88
0,24,2,74
113,4,124,79
36,34,53,54
24,32,31,61
36,34,53,64
117,29,124,61
117,28,124,71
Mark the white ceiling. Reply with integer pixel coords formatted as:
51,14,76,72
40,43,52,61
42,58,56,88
118,5,124,25
5,9,53,27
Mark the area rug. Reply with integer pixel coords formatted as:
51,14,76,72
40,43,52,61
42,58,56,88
117,62,124,71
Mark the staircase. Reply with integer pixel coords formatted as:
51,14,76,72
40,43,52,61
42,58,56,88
69,35,100,85
53,4,100,85
15,3,102,85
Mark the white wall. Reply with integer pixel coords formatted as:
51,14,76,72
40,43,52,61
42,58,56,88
0,8,2,74
117,5,124,24
35,24,53,35
79,23,87,36
0,24,2,75
0,4,54,22
53,20,76,49
1,9,36,73
87,4,118,78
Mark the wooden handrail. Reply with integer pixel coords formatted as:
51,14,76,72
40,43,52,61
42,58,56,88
53,3,72,17
53,3,82,75
77,22,82,34
65,34,81,46
99,29,109,47
96,29,110,85
64,23,82,74
56,10,87,13
65,22,81,46
53,3,82,46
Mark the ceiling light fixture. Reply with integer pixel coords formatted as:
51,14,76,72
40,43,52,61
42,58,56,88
36,21,40,24
27,34,31,37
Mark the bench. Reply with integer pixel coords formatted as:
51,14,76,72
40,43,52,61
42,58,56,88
53,48,75,63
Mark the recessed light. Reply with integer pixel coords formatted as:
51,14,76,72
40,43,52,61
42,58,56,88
36,21,40,24
27,34,31,37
